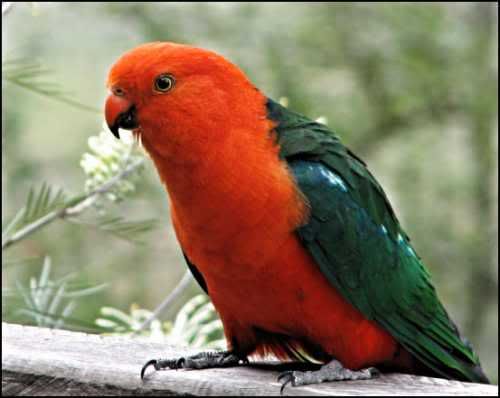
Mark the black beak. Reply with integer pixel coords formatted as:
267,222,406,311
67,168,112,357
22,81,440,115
108,106,138,139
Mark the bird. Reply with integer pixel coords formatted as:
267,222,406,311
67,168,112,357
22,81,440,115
104,42,490,390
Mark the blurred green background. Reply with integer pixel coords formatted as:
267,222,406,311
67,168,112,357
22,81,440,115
2,2,498,381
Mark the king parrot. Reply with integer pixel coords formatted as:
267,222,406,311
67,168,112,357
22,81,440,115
104,42,489,389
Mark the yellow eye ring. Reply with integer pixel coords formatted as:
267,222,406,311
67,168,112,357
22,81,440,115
154,74,175,93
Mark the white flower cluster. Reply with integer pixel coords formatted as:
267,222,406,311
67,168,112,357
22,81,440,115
80,124,143,202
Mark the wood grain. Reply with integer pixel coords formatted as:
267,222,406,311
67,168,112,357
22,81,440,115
2,323,497,396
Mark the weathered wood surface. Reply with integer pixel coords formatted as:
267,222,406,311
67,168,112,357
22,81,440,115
2,323,497,396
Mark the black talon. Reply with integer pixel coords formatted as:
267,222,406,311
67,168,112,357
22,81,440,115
175,357,185,370
141,359,158,380
277,370,290,382
278,371,295,395
280,376,293,395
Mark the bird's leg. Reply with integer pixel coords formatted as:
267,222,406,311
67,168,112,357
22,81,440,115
141,350,248,379
278,359,379,393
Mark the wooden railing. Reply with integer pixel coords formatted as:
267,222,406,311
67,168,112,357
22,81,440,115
2,323,497,396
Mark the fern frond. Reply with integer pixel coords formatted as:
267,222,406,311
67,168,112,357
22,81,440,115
1,207,26,243
2,282,108,298
68,215,156,244
2,57,99,113
1,256,42,269
13,256,107,329
23,183,66,224
2,182,69,248
16,308,104,333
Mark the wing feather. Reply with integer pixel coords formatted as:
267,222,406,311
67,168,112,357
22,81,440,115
267,98,488,383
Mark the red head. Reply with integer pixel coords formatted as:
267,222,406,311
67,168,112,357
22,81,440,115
105,42,269,163
105,42,306,275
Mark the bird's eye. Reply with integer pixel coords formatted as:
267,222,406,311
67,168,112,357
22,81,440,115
154,74,175,93
113,87,125,96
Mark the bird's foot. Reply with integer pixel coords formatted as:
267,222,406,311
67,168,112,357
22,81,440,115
141,350,248,379
278,359,379,394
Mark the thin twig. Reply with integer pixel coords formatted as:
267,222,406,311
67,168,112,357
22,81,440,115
135,269,193,333
2,157,144,251
4,78,100,113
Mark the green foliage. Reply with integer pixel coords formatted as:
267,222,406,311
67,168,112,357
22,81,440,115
21,183,67,224
9,256,107,329
95,295,225,349
2,89,155,327
168,295,225,349
2,57,99,113
70,215,156,245
96,304,164,336
2,183,67,248
2,125,154,250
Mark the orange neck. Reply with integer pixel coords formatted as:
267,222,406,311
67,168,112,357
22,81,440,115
141,96,307,266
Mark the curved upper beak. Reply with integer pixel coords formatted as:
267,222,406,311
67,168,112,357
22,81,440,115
105,94,138,139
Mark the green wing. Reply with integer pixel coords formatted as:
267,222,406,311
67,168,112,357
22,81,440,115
266,98,489,383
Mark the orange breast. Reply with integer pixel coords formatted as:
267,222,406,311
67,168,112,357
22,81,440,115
146,90,398,369
194,230,397,369
166,152,397,370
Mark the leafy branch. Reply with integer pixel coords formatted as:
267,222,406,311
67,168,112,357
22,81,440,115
2,156,144,251
11,256,108,330
2,3,158,334
70,214,155,245
2,57,100,113
3,4,97,113
96,295,225,349
2,126,154,329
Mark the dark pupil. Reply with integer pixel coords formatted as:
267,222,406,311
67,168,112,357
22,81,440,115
157,77,171,91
